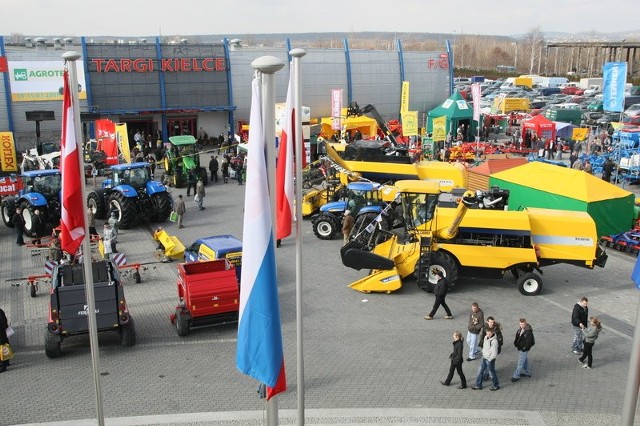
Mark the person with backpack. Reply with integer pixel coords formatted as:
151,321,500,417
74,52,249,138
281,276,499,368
478,316,503,381
511,318,535,382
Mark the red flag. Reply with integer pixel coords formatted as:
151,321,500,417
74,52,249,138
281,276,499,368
59,69,86,255
275,64,295,240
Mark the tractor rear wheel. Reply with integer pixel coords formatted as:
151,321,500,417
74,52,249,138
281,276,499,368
87,190,107,219
153,192,173,222
1,198,16,228
108,191,136,229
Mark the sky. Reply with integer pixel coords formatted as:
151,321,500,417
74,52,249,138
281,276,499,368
3,0,639,38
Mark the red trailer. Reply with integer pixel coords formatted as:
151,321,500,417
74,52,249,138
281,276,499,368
170,259,239,336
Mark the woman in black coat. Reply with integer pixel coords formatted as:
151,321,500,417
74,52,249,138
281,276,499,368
441,331,466,389
0,308,9,372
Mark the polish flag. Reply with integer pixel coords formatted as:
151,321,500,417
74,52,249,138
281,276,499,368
275,63,295,240
59,69,86,255
236,76,286,399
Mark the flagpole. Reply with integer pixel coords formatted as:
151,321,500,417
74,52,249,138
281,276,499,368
621,292,640,425
62,51,105,426
290,47,307,426
252,55,284,426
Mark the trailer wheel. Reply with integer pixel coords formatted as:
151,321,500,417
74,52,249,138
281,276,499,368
44,332,62,358
517,272,543,296
312,215,338,240
133,271,141,283
175,311,190,336
29,283,37,298
120,318,137,346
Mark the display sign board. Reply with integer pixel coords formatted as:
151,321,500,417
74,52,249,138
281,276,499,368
8,61,87,102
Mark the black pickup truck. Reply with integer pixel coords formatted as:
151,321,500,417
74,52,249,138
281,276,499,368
45,260,136,358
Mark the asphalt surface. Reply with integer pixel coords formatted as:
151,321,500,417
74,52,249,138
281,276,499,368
2,164,640,426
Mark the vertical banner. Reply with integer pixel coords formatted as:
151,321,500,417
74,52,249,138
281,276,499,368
0,132,18,172
400,81,410,113
331,89,343,131
401,111,418,136
432,115,447,142
95,119,118,165
115,123,131,164
471,83,482,122
603,62,627,113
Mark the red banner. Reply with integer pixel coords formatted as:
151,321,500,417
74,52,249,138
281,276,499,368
0,57,8,73
95,119,119,165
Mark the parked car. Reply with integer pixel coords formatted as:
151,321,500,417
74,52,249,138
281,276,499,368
624,104,640,117
582,111,604,126
587,99,604,112
622,115,640,127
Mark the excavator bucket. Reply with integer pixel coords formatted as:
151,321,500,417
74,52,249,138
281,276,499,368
348,268,402,293
341,241,395,271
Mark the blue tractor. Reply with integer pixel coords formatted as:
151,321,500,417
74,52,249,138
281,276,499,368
87,162,173,229
1,169,61,236
311,181,397,241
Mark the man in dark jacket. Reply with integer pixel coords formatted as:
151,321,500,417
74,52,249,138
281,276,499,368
209,155,219,183
32,209,46,245
186,169,197,196
511,318,535,382
424,269,453,320
571,297,589,354
12,208,25,246
0,307,10,372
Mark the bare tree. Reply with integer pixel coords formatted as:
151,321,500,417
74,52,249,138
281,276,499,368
523,26,546,74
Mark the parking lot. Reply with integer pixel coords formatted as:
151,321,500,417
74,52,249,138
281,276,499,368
1,175,640,425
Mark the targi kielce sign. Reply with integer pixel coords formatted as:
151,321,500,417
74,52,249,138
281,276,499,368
90,58,226,73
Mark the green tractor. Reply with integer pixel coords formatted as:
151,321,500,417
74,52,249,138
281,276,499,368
162,135,208,187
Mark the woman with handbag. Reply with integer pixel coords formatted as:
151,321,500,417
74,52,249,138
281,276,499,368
0,307,13,373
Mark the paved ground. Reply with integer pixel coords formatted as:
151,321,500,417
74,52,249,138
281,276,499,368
2,162,640,426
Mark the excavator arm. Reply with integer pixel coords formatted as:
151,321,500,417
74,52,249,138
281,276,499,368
347,102,406,151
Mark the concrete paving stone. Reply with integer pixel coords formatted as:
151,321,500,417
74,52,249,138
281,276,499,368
2,170,640,425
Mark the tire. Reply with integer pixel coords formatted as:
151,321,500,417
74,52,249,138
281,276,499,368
120,318,136,346
133,271,141,283
30,283,37,297
87,190,107,219
1,198,16,227
44,332,62,358
108,191,136,229
418,251,458,290
175,310,190,336
312,215,338,240
152,192,173,222
20,201,38,237
517,272,543,296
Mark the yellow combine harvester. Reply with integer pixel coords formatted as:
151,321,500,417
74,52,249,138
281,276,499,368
341,180,608,295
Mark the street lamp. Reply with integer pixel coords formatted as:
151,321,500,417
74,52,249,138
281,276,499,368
512,42,518,72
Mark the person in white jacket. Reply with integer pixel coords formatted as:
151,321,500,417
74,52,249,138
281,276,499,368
471,328,500,391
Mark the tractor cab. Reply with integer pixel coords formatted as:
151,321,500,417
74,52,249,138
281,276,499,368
163,135,207,187
106,163,152,190
21,170,62,198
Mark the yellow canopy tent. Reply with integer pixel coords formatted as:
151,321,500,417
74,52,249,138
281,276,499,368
320,108,378,139
490,162,635,237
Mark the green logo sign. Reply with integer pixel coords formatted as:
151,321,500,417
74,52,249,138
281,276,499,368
13,69,28,81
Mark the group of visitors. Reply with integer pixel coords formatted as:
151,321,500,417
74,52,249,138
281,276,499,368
426,276,602,391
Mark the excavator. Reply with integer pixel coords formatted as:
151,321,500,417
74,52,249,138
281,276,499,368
341,180,608,296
